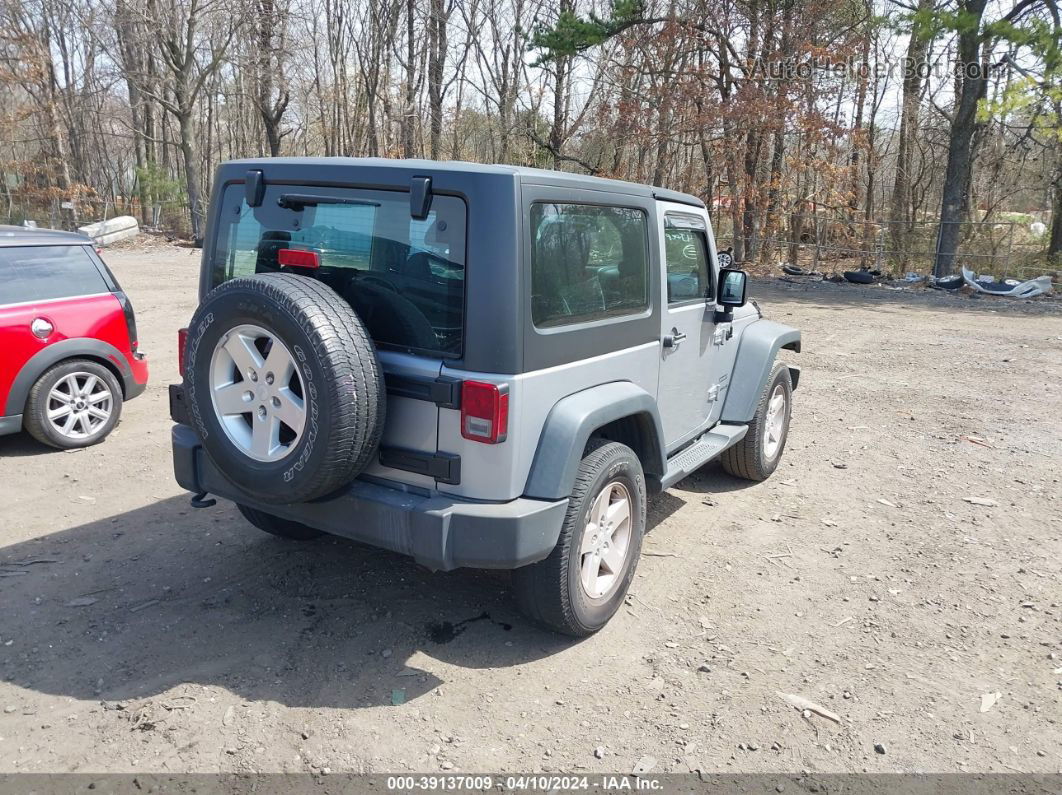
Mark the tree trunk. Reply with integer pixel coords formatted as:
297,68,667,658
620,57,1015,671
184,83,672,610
934,0,988,277
427,0,447,159
403,0,416,158
1049,165,1062,257
178,110,203,240
888,0,933,261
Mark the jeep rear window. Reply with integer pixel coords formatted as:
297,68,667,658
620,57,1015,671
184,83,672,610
210,184,466,357
0,245,108,304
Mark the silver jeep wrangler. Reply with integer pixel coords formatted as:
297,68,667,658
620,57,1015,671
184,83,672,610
170,158,800,636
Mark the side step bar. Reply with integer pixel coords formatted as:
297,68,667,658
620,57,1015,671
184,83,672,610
657,424,748,490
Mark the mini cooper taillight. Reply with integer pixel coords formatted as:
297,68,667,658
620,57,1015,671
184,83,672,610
460,381,509,444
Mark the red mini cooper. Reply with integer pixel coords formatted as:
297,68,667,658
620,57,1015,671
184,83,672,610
0,226,148,449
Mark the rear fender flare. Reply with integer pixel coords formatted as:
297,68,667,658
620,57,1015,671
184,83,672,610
720,319,801,423
524,381,667,501
4,338,132,416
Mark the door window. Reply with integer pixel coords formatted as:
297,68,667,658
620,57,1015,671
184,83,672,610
664,227,711,304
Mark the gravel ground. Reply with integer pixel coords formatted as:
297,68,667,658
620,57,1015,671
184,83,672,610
0,242,1059,774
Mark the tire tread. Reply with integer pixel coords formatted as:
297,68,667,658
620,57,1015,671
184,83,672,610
720,361,792,482
512,439,644,636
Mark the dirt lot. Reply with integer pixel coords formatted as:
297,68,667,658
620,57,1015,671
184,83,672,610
1,242,1060,775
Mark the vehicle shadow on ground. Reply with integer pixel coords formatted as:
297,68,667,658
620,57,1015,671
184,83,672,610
0,434,62,458
672,461,765,496
1,491,683,711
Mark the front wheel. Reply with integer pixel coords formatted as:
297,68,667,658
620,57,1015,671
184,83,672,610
512,440,645,637
720,361,793,481
237,503,324,540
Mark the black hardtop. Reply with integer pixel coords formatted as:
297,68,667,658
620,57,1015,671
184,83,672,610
0,225,91,247
217,157,705,208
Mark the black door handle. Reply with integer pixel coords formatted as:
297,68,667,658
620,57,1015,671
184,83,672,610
663,331,687,348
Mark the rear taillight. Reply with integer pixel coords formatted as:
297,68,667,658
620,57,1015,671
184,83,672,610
460,381,509,444
277,248,320,268
178,327,189,376
114,291,139,353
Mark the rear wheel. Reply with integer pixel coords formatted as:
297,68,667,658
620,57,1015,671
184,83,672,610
236,503,323,540
720,361,793,481
512,441,645,637
24,359,123,449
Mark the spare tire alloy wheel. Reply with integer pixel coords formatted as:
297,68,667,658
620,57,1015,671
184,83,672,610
210,324,306,462
184,274,385,504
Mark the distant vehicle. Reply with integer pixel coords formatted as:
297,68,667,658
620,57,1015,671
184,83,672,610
170,159,800,635
0,226,148,448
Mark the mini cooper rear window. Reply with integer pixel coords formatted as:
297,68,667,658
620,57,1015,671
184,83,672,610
530,203,649,328
0,245,108,305
211,185,466,358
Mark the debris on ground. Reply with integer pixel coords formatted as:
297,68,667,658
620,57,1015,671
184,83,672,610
964,497,999,507
980,692,1002,713
962,267,1053,298
776,692,842,724
632,755,656,775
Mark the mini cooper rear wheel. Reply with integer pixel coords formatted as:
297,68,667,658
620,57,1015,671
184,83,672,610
512,440,646,637
24,359,123,449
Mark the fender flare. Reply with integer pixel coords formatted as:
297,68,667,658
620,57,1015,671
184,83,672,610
720,319,801,423
4,338,134,416
524,381,667,501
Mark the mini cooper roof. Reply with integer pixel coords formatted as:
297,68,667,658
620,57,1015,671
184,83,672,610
0,226,91,247
218,157,706,209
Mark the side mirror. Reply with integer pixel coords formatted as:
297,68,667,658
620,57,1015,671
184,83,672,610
717,268,748,308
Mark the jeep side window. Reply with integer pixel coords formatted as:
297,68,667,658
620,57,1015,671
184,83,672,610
664,228,711,303
530,203,649,328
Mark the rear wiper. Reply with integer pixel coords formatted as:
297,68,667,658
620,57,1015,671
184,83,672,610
277,193,380,210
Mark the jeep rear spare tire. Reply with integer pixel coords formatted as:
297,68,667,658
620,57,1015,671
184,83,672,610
183,273,385,504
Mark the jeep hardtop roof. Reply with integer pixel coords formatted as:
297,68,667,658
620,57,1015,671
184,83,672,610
0,226,91,247
220,157,706,209
205,157,707,374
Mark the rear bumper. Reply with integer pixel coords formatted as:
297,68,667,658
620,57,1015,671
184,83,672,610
171,424,568,571
124,353,149,400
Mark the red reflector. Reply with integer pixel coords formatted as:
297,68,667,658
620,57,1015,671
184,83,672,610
277,248,320,268
460,381,509,444
178,327,189,376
